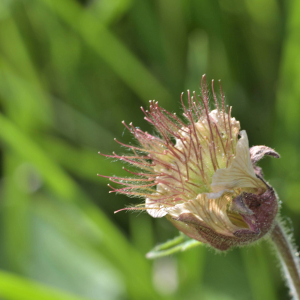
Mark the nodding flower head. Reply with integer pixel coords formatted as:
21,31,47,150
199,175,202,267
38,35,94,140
99,75,280,251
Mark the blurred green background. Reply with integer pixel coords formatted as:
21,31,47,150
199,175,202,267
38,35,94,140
0,0,299,299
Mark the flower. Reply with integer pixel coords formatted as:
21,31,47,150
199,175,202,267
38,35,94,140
99,75,280,251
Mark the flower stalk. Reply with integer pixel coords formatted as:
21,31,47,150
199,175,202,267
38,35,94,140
271,220,300,300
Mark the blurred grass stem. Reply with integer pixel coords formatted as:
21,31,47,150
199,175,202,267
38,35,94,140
271,221,300,300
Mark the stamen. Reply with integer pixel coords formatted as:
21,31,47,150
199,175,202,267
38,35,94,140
227,105,234,153
212,79,220,114
214,123,226,154
219,80,228,135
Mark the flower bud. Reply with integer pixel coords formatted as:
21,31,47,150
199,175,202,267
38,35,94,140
99,75,280,251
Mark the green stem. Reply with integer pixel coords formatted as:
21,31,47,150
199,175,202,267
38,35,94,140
271,220,300,299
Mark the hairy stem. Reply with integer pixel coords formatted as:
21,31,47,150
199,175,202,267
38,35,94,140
271,220,300,299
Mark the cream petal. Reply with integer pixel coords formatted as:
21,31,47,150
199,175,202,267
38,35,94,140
209,109,240,134
211,130,266,193
205,189,233,199
167,194,240,236
145,198,168,218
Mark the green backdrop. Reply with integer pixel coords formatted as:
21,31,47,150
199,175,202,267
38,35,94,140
0,0,299,299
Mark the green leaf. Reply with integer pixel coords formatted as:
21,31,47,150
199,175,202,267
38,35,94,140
37,0,172,106
0,112,161,300
146,233,202,259
0,270,95,300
